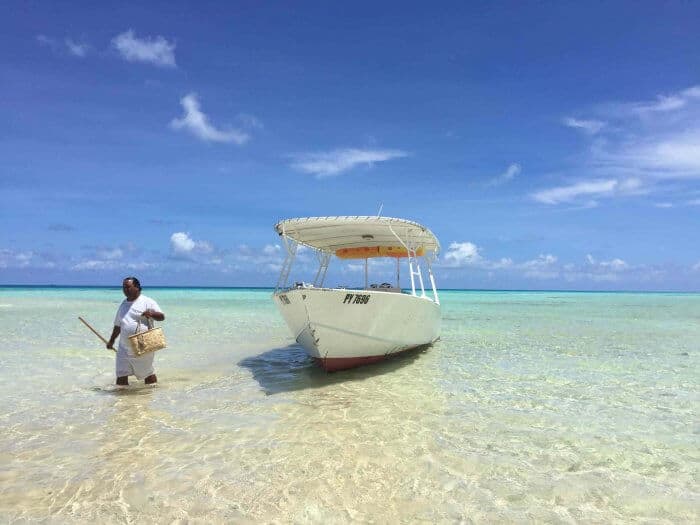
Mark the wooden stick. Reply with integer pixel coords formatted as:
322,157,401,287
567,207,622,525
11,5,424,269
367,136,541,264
78,316,116,352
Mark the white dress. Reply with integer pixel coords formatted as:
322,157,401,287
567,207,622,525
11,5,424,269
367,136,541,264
113,294,162,379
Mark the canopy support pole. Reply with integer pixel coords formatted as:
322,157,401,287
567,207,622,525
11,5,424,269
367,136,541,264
313,251,331,287
426,256,440,304
396,258,400,289
364,258,368,289
275,234,298,293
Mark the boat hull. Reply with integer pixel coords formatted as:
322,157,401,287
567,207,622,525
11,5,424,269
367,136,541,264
273,288,441,371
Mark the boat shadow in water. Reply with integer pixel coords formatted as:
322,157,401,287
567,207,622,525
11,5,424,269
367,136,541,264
239,344,429,395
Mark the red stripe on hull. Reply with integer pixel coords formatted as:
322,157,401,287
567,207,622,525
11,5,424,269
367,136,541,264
315,349,414,372
315,355,386,371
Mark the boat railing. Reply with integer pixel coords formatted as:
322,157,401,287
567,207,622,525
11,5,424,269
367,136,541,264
276,283,427,296
275,234,298,292
275,227,440,305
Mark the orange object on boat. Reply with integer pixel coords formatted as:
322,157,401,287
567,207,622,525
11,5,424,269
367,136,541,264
378,246,425,258
335,246,424,259
335,247,380,259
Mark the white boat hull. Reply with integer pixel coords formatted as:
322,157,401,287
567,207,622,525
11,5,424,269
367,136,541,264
273,288,440,371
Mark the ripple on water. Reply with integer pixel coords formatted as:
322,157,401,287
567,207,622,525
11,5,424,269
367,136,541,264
0,289,698,522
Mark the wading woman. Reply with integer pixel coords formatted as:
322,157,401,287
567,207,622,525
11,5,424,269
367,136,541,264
107,277,165,385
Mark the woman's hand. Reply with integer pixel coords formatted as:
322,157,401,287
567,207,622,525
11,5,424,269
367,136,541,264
142,309,165,321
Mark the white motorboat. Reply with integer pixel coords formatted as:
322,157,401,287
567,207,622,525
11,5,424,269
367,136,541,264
272,216,441,371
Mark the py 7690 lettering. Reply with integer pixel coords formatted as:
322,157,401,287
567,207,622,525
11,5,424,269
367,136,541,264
343,293,370,304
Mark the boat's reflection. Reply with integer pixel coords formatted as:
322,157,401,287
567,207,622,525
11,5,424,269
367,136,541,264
239,344,430,395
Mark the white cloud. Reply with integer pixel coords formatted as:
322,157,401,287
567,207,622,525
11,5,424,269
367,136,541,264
69,244,152,271
532,179,618,205
170,232,213,258
603,259,627,270
0,249,59,270
171,233,195,254
96,248,123,260
36,34,53,46
488,163,521,186
237,113,264,130
439,249,643,283
491,257,514,269
557,254,631,282
543,85,700,206
682,86,700,98
232,243,286,272
262,244,281,255
520,253,558,270
65,38,89,57
111,30,176,68
0,249,35,268
37,35,89,58
693,261,700,271
291,148,408,178
443,246,559,279
634,95,686,114
440,242,514,271
71,260,153,271
171,93,249,144
622,130,700,176
597,87,700,177
523,254,558,267
597,86,700,118
521,254,558,279
532,177,649,205
36,35,60,53
443,242,482,267
687,199,700,206
72,260,115,270
563,117,606,135
586,254,627,271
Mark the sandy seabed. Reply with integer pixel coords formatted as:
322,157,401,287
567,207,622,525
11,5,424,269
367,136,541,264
0,288,698,523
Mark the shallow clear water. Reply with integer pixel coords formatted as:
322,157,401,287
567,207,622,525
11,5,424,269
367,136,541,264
0,288,697,523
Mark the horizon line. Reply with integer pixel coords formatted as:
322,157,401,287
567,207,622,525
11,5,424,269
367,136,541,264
1,284,698,294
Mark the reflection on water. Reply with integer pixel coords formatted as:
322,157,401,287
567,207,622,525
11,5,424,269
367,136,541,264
0,288,698,522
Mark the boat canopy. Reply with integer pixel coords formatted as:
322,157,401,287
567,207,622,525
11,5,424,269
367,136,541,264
274,216,440,256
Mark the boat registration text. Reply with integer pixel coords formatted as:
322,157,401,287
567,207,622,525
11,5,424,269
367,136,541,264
343,293,371,304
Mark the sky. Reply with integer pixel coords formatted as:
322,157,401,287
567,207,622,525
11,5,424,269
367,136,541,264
1,1,699,290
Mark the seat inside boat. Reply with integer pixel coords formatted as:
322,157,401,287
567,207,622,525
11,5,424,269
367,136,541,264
368,283,402,293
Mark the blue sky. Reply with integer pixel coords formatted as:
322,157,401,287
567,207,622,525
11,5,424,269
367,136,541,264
2,1,699,290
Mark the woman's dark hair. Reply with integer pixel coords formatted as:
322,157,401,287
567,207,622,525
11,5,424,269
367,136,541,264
124,276,141,290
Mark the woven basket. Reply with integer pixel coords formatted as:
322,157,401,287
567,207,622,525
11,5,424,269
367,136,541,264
128,319,166,356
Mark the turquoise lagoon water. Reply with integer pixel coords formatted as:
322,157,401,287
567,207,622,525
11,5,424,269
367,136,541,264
0,287,697,522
